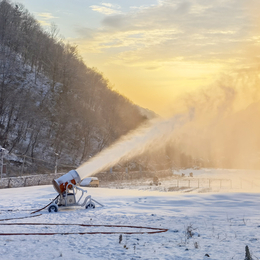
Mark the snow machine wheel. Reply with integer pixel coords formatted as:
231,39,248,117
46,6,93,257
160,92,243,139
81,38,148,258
86,202,95,209
48,204,58,213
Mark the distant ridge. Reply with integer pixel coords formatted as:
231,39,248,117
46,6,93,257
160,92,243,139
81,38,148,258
136,106,159,119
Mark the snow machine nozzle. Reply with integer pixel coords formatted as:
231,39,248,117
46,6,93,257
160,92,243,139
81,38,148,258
52,170,81,194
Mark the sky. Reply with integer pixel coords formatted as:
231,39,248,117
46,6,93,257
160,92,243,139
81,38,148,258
16,0,260,116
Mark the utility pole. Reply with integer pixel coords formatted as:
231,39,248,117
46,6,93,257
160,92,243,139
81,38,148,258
0,148,6,180
0,150,3,180
21,155,25,176
55,153,59,174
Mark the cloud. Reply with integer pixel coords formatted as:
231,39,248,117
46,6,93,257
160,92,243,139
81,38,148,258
102,15,128,29
36,12,58,20
38,20,51,26
76,0,257,69
76,27,94,39
145,66,161,70
90,3,122,15
101,0,248,37
175,1,191,14
35,12,58,26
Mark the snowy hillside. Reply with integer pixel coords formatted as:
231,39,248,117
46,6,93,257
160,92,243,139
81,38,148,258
0,1,147,175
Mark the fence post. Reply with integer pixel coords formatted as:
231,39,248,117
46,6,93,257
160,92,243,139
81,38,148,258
0,152,2,180
21,155,25,176
0,148,6,180
54,153,59,174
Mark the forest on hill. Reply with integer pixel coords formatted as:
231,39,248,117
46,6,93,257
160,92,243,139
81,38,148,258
0,0,148,174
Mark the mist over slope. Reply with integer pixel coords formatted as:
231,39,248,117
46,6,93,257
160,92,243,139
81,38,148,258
168,70,260,170
76,69,260,177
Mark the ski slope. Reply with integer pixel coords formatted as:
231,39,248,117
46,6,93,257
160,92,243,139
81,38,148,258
0,182,260,259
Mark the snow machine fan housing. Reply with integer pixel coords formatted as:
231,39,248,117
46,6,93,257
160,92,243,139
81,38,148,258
52,170,81,194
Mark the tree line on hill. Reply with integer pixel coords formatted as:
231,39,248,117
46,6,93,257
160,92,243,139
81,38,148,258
0,0,147,173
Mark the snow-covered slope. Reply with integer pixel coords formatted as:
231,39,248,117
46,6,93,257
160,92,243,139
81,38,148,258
0,183,259,260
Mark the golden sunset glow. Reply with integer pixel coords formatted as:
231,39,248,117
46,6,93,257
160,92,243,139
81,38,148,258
17,0,260,116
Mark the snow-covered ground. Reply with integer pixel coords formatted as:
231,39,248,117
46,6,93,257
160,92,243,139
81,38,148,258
0,170,260,260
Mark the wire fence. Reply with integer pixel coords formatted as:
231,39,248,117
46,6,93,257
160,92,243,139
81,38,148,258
171,178,232,189
98,173,260,192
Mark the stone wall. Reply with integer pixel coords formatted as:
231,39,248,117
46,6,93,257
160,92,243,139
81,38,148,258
0,173,64,189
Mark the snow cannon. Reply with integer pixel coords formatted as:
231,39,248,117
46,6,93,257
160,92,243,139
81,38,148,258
49,170,104,213
52,170,81,195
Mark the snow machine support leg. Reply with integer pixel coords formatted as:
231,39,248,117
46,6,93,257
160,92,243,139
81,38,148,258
91,198,104,207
